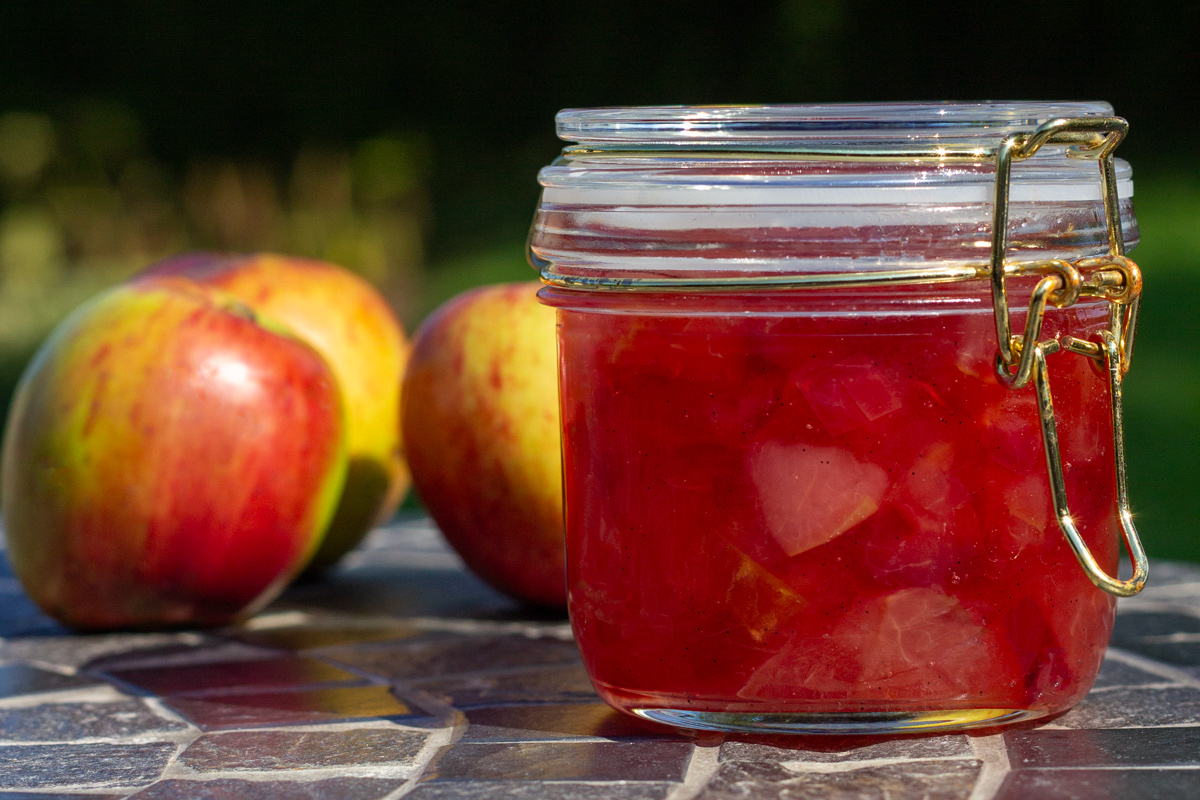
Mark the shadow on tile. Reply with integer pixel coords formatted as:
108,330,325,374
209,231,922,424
322,633,581,683
462,703,688,742
412,663,599,708
105,656,366,697
223,622,423,652
274,566,519,620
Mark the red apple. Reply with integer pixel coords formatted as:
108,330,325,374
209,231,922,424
139,253,410,572
0,276,347,630
402,282,565,607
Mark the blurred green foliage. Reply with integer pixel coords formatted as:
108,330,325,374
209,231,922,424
1120,170,1200,562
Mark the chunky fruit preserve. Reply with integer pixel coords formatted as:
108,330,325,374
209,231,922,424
531,103,1144,734
549,289,1119,728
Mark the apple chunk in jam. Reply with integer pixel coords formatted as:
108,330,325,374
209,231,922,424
554,289,1120,721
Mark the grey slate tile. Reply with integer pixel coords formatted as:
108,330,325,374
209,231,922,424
107,656,364,696
0,632,207,670
461,703,686,742
0,664,103,698
1051,686,1200,728
1006,727,1200,768
127,777,407,799
1110,611,1200,666
1112,611,1200,640
413,664,599,708
0,700,188,742
179,728,427,771
322,634,581,682
164,685,421,731
720,734,973,763
1090,655,1172,689
406,783,675,800
997,768,1200,800
430,741,694,782
697,759,981,800
0,741,175,789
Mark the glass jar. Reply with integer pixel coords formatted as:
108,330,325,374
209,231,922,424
529,103,1148,735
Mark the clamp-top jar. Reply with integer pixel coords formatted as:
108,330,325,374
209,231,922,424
529,103,1148,735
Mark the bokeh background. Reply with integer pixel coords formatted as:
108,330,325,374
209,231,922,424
1,1,1196,559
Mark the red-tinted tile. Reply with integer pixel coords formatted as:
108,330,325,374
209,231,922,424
164,685,419,731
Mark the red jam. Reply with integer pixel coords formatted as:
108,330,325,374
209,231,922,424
550,288,1119,725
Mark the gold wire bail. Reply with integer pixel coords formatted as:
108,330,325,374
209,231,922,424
988,115,1148,597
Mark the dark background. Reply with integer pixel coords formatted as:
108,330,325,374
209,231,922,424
0,0,1196,559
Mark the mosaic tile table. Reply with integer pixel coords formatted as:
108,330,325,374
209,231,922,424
0,515,1198,799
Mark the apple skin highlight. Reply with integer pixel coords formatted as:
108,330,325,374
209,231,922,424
402,282,565,608
138,253,411,573
1,276,347,630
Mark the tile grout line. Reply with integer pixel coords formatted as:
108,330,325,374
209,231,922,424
664,738,722,800
779,754,977,774
384,711,468,799
966,734,1011,800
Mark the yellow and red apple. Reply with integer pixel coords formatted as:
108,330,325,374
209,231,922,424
1,276,347,629
403,282,565,607
139,253,411,572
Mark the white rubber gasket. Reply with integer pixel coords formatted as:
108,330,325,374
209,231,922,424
540,178,1133,208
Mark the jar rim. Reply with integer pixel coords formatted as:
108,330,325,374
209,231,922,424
556,102,1117,147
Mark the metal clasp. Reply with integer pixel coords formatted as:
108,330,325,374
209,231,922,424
989,116,1148,597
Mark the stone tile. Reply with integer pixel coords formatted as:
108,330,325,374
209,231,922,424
1051,686,1200,728
407,783,675,800
0,664,103,697
996,768,1200,800
165,685,421,731
698,759,980,800
0,741,175,789
0,699,188,742
431,741,694,782
323,634,581,682
720,734,973,763
180,728,427,771
0,633,206,670
1113,611,1200,639
127,777,407,799
107,656,364,696
86,640,279,671
225,622,421,651
1006,727,1200,767
462,704,687,742
1090,654,1173,689
413,664,599,708
0,793,124,800
1111,611,1200,666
